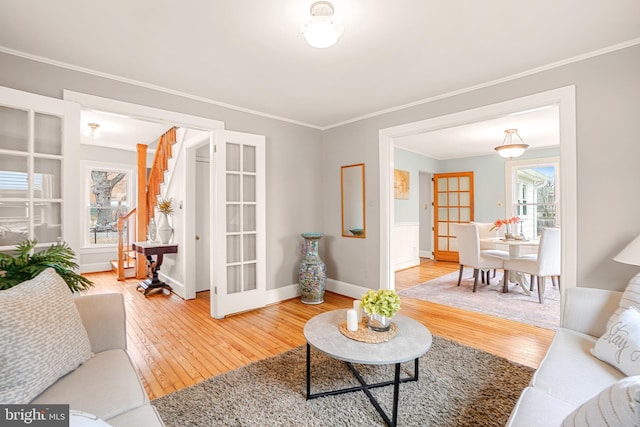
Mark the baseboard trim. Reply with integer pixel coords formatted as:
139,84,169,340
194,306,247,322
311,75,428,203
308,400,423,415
80,262,112,274
394,257,421,271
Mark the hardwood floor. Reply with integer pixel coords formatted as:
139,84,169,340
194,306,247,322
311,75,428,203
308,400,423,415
82,261,554,400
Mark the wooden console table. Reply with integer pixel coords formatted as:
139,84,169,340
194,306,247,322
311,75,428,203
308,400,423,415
132,242,178,297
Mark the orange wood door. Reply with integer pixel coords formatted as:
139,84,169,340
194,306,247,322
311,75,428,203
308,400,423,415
433,172,474,262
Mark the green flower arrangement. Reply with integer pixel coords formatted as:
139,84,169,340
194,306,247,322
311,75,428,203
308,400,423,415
361,289,401,318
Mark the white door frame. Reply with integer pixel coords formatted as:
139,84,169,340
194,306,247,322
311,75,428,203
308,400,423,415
63,90,224,300
184,132,214,299
379,86,577,292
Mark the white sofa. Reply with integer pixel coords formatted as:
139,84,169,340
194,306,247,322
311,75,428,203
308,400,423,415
0,267,164,427
507,287,625,426
31,292,165,426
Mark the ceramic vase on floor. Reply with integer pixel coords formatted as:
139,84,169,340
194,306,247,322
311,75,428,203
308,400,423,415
298,233,327,304
157,213,173,244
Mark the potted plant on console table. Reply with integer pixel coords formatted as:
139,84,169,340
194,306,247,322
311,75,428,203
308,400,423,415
361,289,401,332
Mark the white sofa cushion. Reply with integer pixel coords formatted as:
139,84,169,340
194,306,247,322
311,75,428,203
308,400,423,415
561,375,640,427
0,268,92,404
32,349,148,421
531,328,625,406
506,386,575,427
592,306,640,376
609,272,640,330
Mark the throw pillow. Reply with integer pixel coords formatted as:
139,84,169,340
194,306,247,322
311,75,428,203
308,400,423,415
0,268,93,404
608,271,640,330
561,375,640,427
592,306,640,376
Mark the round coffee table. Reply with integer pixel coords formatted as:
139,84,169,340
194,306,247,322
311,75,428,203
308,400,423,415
304,309,432,426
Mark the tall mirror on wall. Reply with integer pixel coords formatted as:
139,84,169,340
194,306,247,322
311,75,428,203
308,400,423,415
341,163,365,238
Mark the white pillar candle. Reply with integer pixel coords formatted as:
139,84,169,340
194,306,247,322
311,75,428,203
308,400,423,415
353,300,362,322
346,309,358,331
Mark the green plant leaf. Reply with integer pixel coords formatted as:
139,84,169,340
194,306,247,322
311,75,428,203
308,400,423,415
0,240,93,292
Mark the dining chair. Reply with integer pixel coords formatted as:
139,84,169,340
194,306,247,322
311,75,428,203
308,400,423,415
454,223,509,292
503,227,561,303
474,221,510,280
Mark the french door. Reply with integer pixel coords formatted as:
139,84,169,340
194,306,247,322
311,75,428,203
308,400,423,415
212,130,266,318
0,86,80,251
433,172,474,262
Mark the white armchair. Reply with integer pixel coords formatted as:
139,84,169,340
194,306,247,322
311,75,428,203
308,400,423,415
503,227,561,303
454,223,509,292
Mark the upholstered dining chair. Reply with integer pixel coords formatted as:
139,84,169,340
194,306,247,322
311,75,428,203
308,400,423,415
503,227,561,304
474,221,510,280
454,223,509,292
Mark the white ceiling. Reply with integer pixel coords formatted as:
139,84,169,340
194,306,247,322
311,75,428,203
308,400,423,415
81,110,173,151
1,0,639,131
0,2,625,296
394,105,560,160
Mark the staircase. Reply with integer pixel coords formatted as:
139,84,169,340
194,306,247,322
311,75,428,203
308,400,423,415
112,127,178,280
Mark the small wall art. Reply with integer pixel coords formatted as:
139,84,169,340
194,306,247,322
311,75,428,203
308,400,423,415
394,169,410,199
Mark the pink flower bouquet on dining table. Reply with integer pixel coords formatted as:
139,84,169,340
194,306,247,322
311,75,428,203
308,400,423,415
490,216,520,232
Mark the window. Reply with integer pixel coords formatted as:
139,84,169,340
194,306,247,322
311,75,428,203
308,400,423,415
506,157,559,239
82,162,134,247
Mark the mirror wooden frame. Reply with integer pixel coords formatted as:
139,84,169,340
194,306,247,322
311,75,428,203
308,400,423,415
341,163,365,238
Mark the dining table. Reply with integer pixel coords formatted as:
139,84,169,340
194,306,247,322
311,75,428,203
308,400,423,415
481,236,540,295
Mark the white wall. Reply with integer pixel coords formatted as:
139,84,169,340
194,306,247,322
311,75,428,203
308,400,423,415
322,44,640,292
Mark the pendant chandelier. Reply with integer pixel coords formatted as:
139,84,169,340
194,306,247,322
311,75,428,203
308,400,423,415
495,129,529,158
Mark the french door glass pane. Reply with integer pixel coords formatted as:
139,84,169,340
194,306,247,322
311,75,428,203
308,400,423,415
437,193,447,205
34,113,62,155
438,208,447,220
0,106,28,152
226,174,240,202
459,176,470,191
460,208,471,222
227,235,241,263
227,265,241,294
449,237,458,252
448,208,459,221
34,158,61,199
0,202,28,246
438,236,448,251
243,145,256,172
438,222,448,235
34,202,62,243
243,234,256,261
0,155,28,197
243,175,255,202
437,177,447,189
226,205,240,232
448,177,458,191
448,192,458,206
226,143,240,172
460,192,470,206
243,263,256,291
243,205,255,231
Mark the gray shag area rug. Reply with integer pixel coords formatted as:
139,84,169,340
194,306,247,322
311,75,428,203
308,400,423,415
153,335,533,426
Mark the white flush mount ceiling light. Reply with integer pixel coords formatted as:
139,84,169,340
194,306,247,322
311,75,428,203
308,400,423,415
495,128,529,158
300,1,344,48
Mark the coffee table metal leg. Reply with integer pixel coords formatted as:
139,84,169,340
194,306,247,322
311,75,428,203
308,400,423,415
306,343,311,398
392,363,400,426
306,343,420,427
